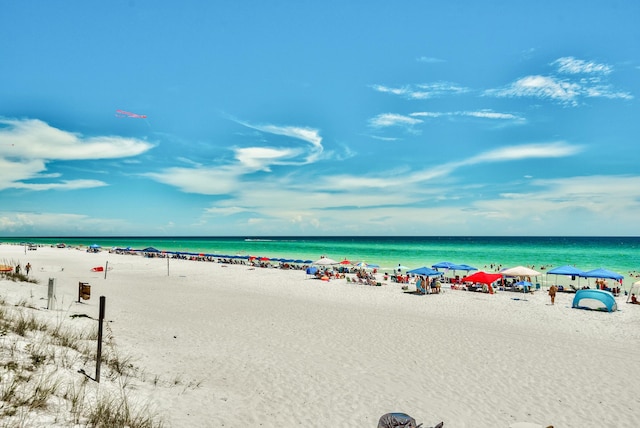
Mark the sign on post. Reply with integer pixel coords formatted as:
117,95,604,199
78,282,91,302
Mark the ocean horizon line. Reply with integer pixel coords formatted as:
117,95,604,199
3,235,640,239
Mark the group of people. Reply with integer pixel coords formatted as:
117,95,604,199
12,262,31,276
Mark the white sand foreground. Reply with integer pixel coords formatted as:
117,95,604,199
1,244,639,427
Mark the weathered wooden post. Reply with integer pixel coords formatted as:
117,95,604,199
96,296,106,383
104,261,108,279
47,278,56,310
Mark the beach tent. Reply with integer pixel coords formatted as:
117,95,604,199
460,271,502,285
501,266,542,294
141,246,160,253
580,268,624,291
547,265,585,276
460,271,502,294
546,265,585,289
579,268,624,280
627,281,640,303
407,267,443,277
431,262,477,281
431,261,459,270
572,289,617,312
500,266,541,277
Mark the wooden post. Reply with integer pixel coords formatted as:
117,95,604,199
104,261,108,279
96,296,105,383
47,278,56,310
167,256,170,276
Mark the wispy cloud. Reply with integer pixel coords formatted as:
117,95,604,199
411,109,524,122
321,141,582,191
0,118,153,191
486,57,632,105
553,57,612,75
368,113,423,128
371,82,469,100
235,121,325,165
416,56,445,63
146,119,328,195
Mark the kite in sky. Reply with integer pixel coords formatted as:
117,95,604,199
115,109,147,119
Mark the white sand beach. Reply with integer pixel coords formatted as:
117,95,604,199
1,244,639,427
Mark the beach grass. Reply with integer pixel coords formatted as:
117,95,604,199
0,291,166,427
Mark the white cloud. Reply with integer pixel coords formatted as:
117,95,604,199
369,113,423,128
144,165,242,195
0,118,154,191
237,121,324,164
147,119,328,195
371,82,469,100
466,141,581,164
486,57,632,105
235,147,301,171
204,206,250,216
411,109,524,122
416,56,445,63
488,75,582,105
553,57,612,75
0,118,153,160
10,179,108,191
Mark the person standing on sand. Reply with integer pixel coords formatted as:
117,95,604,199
548,284,558,305
25,262,31,275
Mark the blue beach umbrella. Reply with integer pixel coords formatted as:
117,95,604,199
514,280,533,300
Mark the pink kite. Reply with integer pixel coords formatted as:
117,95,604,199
115,109,147,119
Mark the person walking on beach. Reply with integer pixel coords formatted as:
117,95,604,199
25,262,31,275
548,284,558,305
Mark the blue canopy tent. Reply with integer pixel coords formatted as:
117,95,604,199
407,267,443,277
546,265,586,292
580,268,623,280
431,262,477,283
456,264,478,272
431,261,459,270
580,268,624,294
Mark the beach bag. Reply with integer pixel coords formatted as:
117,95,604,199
377,413,420,428
377,413,443,428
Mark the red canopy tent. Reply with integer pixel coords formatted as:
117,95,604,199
460,271,503,294
461,271,503,285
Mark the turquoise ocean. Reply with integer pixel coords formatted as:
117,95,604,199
2,236,639,287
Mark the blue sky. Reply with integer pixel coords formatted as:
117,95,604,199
1,0,639,236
